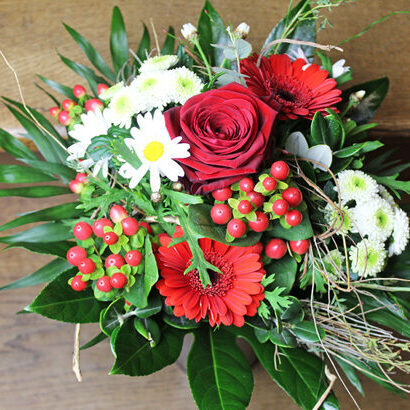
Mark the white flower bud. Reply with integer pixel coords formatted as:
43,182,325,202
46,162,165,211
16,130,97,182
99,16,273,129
354,90,366,100
234,22,250,39
181,23,198,42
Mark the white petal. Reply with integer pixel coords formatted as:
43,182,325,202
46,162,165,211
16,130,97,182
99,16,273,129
149,167,161,192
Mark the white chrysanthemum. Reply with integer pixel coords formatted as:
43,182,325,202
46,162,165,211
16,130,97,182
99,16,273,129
349,239,387,278
67,109,112,161
131,71,172,111
170,67,203,105
324,203,353,235
352,197,394,242
181,23,198,41
99,82,124,100
323,249,345,281
104,85,142,128
118,110,190,192
378,185,396,208
331,59,350,79
139,55,179,73
336,170,378,203
388,208,410,256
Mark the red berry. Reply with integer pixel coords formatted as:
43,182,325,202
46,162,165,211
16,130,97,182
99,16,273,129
71,275,87,291
85,98,103,112
62,99,76,111
239,177,254,193
212,187,232,201
58,110,71,126
173,225,184,238
227,219,247,238
125,250,142,266
103,231,119,245
110,205,128,223
211,204,232,224
66,246,87,266
125,300,132,306
263,177,277,192
75,173,88,184
271,161,289,180
69,180,84,194
139,221,153,235
78,258,96,274
272,199,289,216
73,222,93,240
110,272,128,289
92,218,113,237
248,211,269,232
237,200,253,215
282,187,303,207
252,242,264,254
96,275,112,292
97,83,109,95
49,106,60,117
265,239,287,259
121,217,140,236
247,191,265,208
73,84,86,98
105,254,125,269
290,239,310,255
285,209,303,226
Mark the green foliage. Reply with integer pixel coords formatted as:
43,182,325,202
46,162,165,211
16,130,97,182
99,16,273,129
100,299,126,336
4,241,72,258
291,321,325,343
372,174,410,197
37,74,76,100
0,164,56,184
80,331,108,351
187,326,254,410
264,255,297,294
136,24,151,62
334,358,364,396
263,287,292,313
310,111,343,150
0,128,38,160
0,185,71,198
161,26,175,55
268,208,313,240
110,6,129,74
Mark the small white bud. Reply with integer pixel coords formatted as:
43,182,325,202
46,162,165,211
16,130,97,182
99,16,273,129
181,23,198,42
354,90,366,100
234,22,250,39
151,192,162,203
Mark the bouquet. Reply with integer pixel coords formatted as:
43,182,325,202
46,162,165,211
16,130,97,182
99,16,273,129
1,1,409,408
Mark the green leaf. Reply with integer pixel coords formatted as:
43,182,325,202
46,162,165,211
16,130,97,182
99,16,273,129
162,188,203,205
133,293,162,319
188,204,262,246
20,159,75,182
334,141,383,158
161,26,175,55
372,174,410,196
100,299,126,336
309,111,341,150
0,202,81,232
35,83,60,105
187,326,254,410
27,270,106,323
37,74,76,100
0,185,71,198
110,6,129,74
162,312,200,330
265,255,297,294
0,258,73,291
268,208,313,240
292,321,326,342
197,0,230,66
136,24,151,62
110,320,183,376
143,237,159,303
0,164,56,184
268,328,297,348
342,77,389,124
0,222,72,244
64,23,116,82
0,128,38,160
80,331,108,350
5,241,72,258
111,139,142,170
334,358,364,396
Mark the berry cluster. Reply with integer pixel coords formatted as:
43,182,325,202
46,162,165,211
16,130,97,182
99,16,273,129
210,161,305,241
68,172,89,194
67,204,150,300
265,238,310,260
48,83,109,127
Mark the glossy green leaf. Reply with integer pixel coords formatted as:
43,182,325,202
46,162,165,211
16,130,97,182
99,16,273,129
268,208,313,240
0,185,71,198
100,299,126,336
372,174,410,196
292,321,326,342
0,258,73,291
310,111,341,150
37,74,76,100
64,23,115,82
161,26,175,55
110,6,129,73
187,326,254,410
5,241,72,258
334,358,364,396
133,293,162,319
21,159,75,182
162,313,200,330
334,141,383,158
34,83,60,105
110,320,183,376
265,255,297,294
268,328,297,348
0,222,72,244
80,331,108,350
0,164,56,184
0,202,80,232
27,270,106,323
0,128,37,160
136,24,151,62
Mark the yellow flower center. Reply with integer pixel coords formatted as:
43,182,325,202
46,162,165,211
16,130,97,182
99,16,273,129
143,141,164,162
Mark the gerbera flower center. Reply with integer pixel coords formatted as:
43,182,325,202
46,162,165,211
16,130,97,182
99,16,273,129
268,75,313,108
143,141,164,162
186,250,234,296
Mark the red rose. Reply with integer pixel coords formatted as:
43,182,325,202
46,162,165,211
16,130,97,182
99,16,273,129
164,83,280,194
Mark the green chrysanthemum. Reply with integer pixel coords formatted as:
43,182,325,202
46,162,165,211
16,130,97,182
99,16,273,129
323,249,345,281
324,203,353,235
349,239,387,278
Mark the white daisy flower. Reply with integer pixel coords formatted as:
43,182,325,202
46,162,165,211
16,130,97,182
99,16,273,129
323,249,345,281
139,55,179,73
131,71,172,111
324,203,353,235
378,185,396,208
99,82,124,101
352,197,394,242
331,59,350,79
336,170,379,204
170,67,203,105
349,239,387,278
118,110,190,192
104,85,143,129
388,207,410,256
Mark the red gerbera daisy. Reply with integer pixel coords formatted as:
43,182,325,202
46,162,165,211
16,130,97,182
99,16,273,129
156,234,265,327
241,53,342,120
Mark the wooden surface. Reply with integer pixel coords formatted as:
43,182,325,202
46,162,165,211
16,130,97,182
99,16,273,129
0,0,409,135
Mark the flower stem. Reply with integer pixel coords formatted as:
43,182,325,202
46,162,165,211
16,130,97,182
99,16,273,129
193,39,213,80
